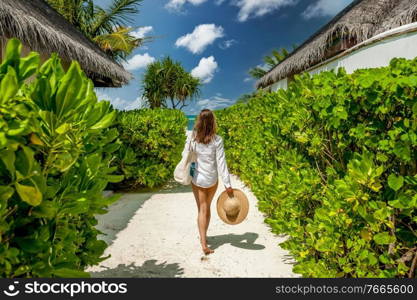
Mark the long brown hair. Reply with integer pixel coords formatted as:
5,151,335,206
193,109,217,144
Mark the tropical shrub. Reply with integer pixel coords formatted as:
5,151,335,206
216,57,417,278
111,108,187,189
0,39,121,277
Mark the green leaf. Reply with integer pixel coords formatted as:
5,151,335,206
55,123,70,134
0,186,14,202
90,110,116,130
412,102,417,115
15,182,42,206
31,76,52,110
0,132,6,147
0,149,16,177
18,52,40,81
387,174,404,192
15,146,34,177
388,194,415,209
373,232,396,245
393,143,411,161
106,175,124,183
7,119,30,136
32,200,57,219
4,38,21,62
53,152,78,172
0,67,19,104
15,238,47,254
54,62,84,117
60,198,89,215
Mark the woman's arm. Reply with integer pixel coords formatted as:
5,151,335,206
216,136,233,196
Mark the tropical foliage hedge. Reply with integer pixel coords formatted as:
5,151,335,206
0,39,121,277
111,108,187,190
216,57,417,278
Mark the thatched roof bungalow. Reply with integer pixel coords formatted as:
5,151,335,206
0,0,132,87
257,0,417,90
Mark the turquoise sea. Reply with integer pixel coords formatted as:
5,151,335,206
186,115,196,131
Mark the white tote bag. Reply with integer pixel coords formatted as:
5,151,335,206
174,138,196,185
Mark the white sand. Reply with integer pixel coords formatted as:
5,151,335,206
88,175,297,278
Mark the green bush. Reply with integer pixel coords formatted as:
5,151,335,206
0,39,121,277
111,108,187,189
216,57,417,278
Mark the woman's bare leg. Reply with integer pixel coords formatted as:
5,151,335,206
191,183,200,211
192,182,219,255
196,188,212,254
204,181,218,233
197,182,218,255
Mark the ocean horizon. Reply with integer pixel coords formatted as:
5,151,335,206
186,115,196,131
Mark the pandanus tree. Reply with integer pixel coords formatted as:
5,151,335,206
46,0,146,61
142,57,201,109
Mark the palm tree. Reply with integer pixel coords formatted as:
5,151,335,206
174,72,200,109
142,57,201,109
142,60,165,108
249,47,294,80
47,0,145,61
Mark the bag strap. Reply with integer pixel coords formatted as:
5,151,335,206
189,132,196,152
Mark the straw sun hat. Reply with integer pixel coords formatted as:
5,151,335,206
216,189,249,225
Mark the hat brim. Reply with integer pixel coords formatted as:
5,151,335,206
217,189,249,225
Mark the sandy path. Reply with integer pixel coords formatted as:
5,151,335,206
88,176,296,278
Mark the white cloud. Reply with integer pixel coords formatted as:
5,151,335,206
131,26,153,39
122,53,155,71
196,96,234,111
176,24,224,54
191,56,218,84
232,0,298,22
302,0,353,19
219,39,237,50
96,91,147,111
165,0,207,11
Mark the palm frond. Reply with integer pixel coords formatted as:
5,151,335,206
250,47,291,79
93,26,142,59
249,67,268,79
47,0,145,62
91,0,142,36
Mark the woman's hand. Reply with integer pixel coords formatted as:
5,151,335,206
226,187,234,198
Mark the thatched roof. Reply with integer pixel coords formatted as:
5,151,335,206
0,0,132,87
257,0,417,89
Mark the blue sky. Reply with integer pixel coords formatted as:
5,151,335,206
96,0,353,114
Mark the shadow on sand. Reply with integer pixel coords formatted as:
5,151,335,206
99,181,191,246
96,193,153,246
207,232,265,250
90,260,184,278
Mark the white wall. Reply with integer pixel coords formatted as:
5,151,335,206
270,23,417,92
270,78,288,91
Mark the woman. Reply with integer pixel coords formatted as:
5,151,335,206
183,109,234,255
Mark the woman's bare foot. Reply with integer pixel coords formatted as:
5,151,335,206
202,246,214,255
200,237,214,255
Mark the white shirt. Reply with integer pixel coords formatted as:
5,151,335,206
183,132,231,188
